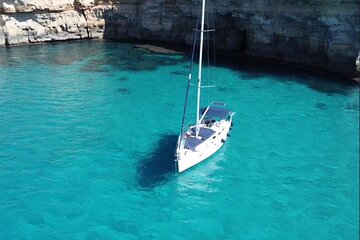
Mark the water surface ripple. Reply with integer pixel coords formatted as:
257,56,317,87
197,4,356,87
0,41,359,240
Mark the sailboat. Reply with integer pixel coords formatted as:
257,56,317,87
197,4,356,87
175,0,235,173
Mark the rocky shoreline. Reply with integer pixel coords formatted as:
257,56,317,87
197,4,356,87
0,0,359,77
0,0,110,45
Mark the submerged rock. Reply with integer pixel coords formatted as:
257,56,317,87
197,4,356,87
118,88,130,94
315,103,328,110
135,44,183,55
118,77,128,81
171,70,187,75
345,103,359,111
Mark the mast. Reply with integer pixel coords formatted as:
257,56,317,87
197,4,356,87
196,0,206,137
177,4,201,154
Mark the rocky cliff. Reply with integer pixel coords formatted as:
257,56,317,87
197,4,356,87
0,0,111,45
1,0,359,76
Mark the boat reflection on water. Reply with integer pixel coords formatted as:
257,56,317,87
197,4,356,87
136,134,178,189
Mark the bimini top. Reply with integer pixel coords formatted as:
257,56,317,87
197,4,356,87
200,106,232,119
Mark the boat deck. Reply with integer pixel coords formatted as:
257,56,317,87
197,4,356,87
184,127,216,151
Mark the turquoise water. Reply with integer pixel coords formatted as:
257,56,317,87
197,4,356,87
0,40,358,239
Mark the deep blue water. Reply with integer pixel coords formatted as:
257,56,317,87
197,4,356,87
0,40,359,239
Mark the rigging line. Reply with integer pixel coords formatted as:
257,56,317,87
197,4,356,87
208,0,216,104
179,2,201,143
207,26,210,105
209,0,216,68
206,0,212,105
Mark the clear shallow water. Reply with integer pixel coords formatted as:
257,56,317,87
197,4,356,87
0,40,358,239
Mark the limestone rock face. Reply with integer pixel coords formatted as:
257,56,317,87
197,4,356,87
0,0,111,46
84,5,111,38
0,24,5,45
1,14,28,44
0,0,74,13
0,0,359,76
75,0,95,10
104,0,360,75
1,11,89,44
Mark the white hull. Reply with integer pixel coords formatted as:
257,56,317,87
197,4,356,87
176,119,232,173
175,0,235,173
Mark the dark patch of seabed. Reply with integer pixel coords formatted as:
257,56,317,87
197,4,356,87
118,88,131,94
315,103,328,110
214,53,357,96
81,44,186,73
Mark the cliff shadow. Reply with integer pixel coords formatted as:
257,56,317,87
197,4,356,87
101,5,357,94
214,51,358,96
135,134,177,190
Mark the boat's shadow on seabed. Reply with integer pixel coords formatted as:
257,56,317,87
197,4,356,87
136,134,178,189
